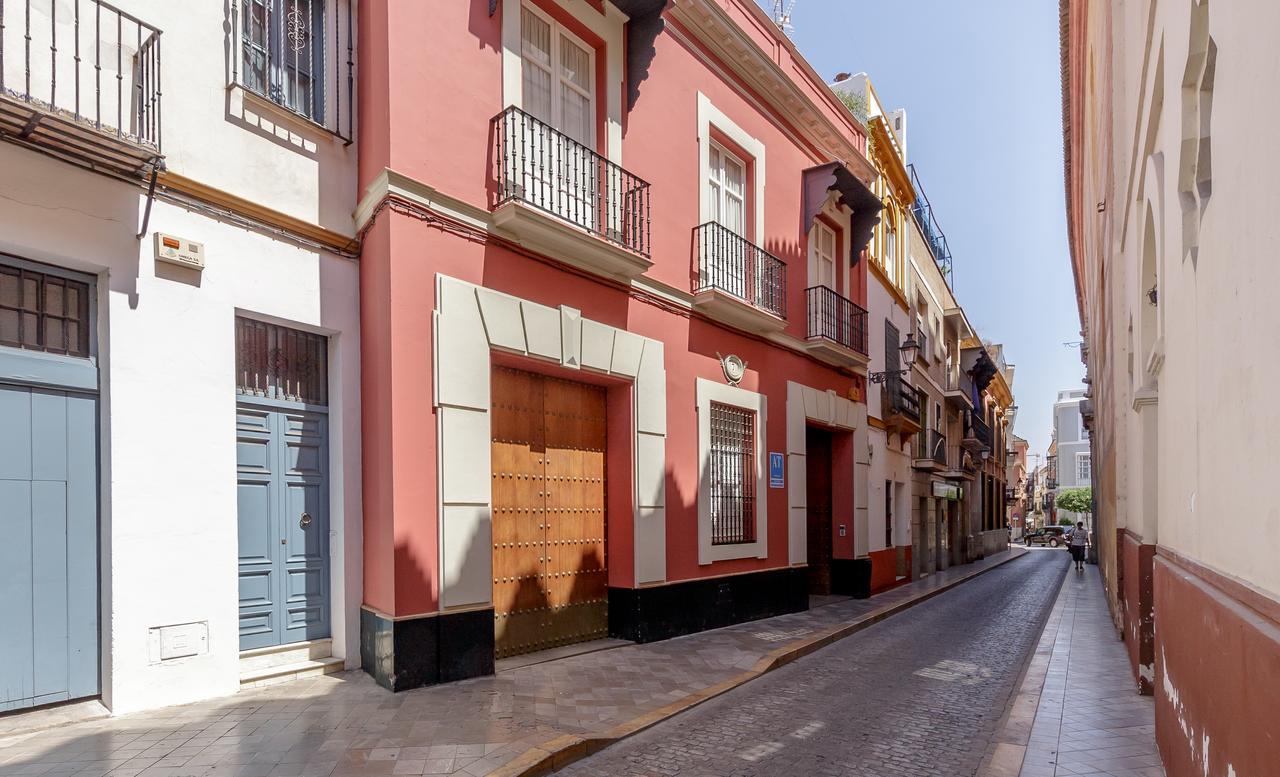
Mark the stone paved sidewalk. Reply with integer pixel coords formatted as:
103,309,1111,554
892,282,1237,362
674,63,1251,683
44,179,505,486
1009,564,1164,777
0,549,1024,777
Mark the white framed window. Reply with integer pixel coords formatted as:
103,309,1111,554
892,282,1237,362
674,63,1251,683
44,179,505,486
697,92,766,240
708,141,747,236
810,220,837,289
520,4,595,145
697,378,767,563
1076,452,1092,482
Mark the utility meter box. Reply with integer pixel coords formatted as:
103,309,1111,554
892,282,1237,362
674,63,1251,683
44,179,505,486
154,232,205,271
147,621,209,663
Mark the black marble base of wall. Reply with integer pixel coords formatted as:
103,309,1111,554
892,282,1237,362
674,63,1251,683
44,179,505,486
608,567,808,644
360,607,494,692
831,558,872,599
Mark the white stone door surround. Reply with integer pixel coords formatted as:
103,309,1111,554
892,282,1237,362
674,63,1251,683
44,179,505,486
786,381,869,565
433,274,668,611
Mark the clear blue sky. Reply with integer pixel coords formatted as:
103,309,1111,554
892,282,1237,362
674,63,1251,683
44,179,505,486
757,0,1085,458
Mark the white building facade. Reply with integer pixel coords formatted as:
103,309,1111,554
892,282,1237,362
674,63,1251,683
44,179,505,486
1051,389,1090,524
0,0,361,714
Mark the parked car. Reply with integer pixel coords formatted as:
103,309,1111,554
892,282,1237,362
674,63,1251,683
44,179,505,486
1025,526,1068,547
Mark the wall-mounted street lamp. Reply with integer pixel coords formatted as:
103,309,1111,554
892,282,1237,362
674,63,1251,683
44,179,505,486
868,333,920,384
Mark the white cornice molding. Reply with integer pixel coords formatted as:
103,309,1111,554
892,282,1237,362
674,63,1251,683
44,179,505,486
355,167,870,377
354,168,492,233
667,0,868,176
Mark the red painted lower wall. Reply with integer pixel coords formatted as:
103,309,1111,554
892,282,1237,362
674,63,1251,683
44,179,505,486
1153,554,1280,777
1121,531,1155,694
868,546,910,594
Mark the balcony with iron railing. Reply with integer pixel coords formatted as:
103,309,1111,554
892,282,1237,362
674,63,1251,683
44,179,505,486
492,105,652,280
907,163,953,288
944,369,974,409
691,222,787,334
882,375,922,435
962,413,992,452
230,0,357,143
0,0,162,178
804,285,869,367
912,429,948,471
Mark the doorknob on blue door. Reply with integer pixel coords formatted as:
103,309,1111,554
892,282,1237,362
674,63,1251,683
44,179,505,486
300,512,312,528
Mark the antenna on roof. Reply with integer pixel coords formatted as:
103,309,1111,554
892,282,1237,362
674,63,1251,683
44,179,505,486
772,0,798,35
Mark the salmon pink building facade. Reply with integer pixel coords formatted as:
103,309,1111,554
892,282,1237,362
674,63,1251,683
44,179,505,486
353,0,888,689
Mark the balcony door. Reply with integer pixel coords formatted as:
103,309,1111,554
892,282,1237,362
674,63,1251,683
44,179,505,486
704,141,757,304
520,5,598,231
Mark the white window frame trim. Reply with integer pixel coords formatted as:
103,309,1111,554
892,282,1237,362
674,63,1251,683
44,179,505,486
517,2,597,147
807,198,850,299
1076,451,1092,483
501,0,625,163
708,139,748,235
697,92,766,241
697,377,768,563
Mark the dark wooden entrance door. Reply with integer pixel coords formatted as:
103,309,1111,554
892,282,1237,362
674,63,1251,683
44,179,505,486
806,427,833,595
490,366,608,659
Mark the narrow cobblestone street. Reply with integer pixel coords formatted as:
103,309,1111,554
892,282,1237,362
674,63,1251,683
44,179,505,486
560,551,1070,777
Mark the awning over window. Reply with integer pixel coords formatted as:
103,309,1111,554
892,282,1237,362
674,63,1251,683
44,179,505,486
802,162,883,265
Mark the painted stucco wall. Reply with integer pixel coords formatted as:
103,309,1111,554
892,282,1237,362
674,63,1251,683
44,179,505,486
0,0,361,714
355,0,877,620
1065,0,1280,771
0,148,361,715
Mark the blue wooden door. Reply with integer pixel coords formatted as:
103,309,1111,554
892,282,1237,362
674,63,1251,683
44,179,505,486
0,385,99,711
1,258,99,712
237,402,330,649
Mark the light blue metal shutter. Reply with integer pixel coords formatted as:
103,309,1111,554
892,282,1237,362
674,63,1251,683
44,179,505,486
0,386,99,710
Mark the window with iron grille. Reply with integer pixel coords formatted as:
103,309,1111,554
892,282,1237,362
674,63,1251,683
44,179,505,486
241,0,326,122
708,401,756,545
235,317,328,405
0,264,91,357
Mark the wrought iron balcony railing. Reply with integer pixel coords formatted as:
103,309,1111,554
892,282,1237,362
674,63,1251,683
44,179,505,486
908,163,953,288
968,414,992,448
693,222,786,319
884,375,920,422
231,0,356,141
0,0,162,172
918,429,947,465
494,106,651,258
805,285,868,355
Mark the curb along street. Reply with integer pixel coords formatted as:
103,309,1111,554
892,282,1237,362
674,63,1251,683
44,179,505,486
976,555,1073,777
488,546,1032,777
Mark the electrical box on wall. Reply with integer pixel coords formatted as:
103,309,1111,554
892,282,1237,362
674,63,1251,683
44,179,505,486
147,621,209,663
154,232,205,271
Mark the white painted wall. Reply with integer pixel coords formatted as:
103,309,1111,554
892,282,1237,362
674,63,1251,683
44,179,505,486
0,0,361,714
0,147,361,714
1083,0,1280,595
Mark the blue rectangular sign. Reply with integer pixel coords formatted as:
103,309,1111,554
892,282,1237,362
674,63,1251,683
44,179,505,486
769,452,784,489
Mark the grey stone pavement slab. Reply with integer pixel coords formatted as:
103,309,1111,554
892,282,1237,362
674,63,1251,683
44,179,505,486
1015,564,1165,777
0,549,1023,777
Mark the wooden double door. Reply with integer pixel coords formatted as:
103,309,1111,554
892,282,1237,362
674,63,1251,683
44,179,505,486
490,367,608,659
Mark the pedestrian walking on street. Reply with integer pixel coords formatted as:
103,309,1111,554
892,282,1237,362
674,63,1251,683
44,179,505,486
1070,521,1089,571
